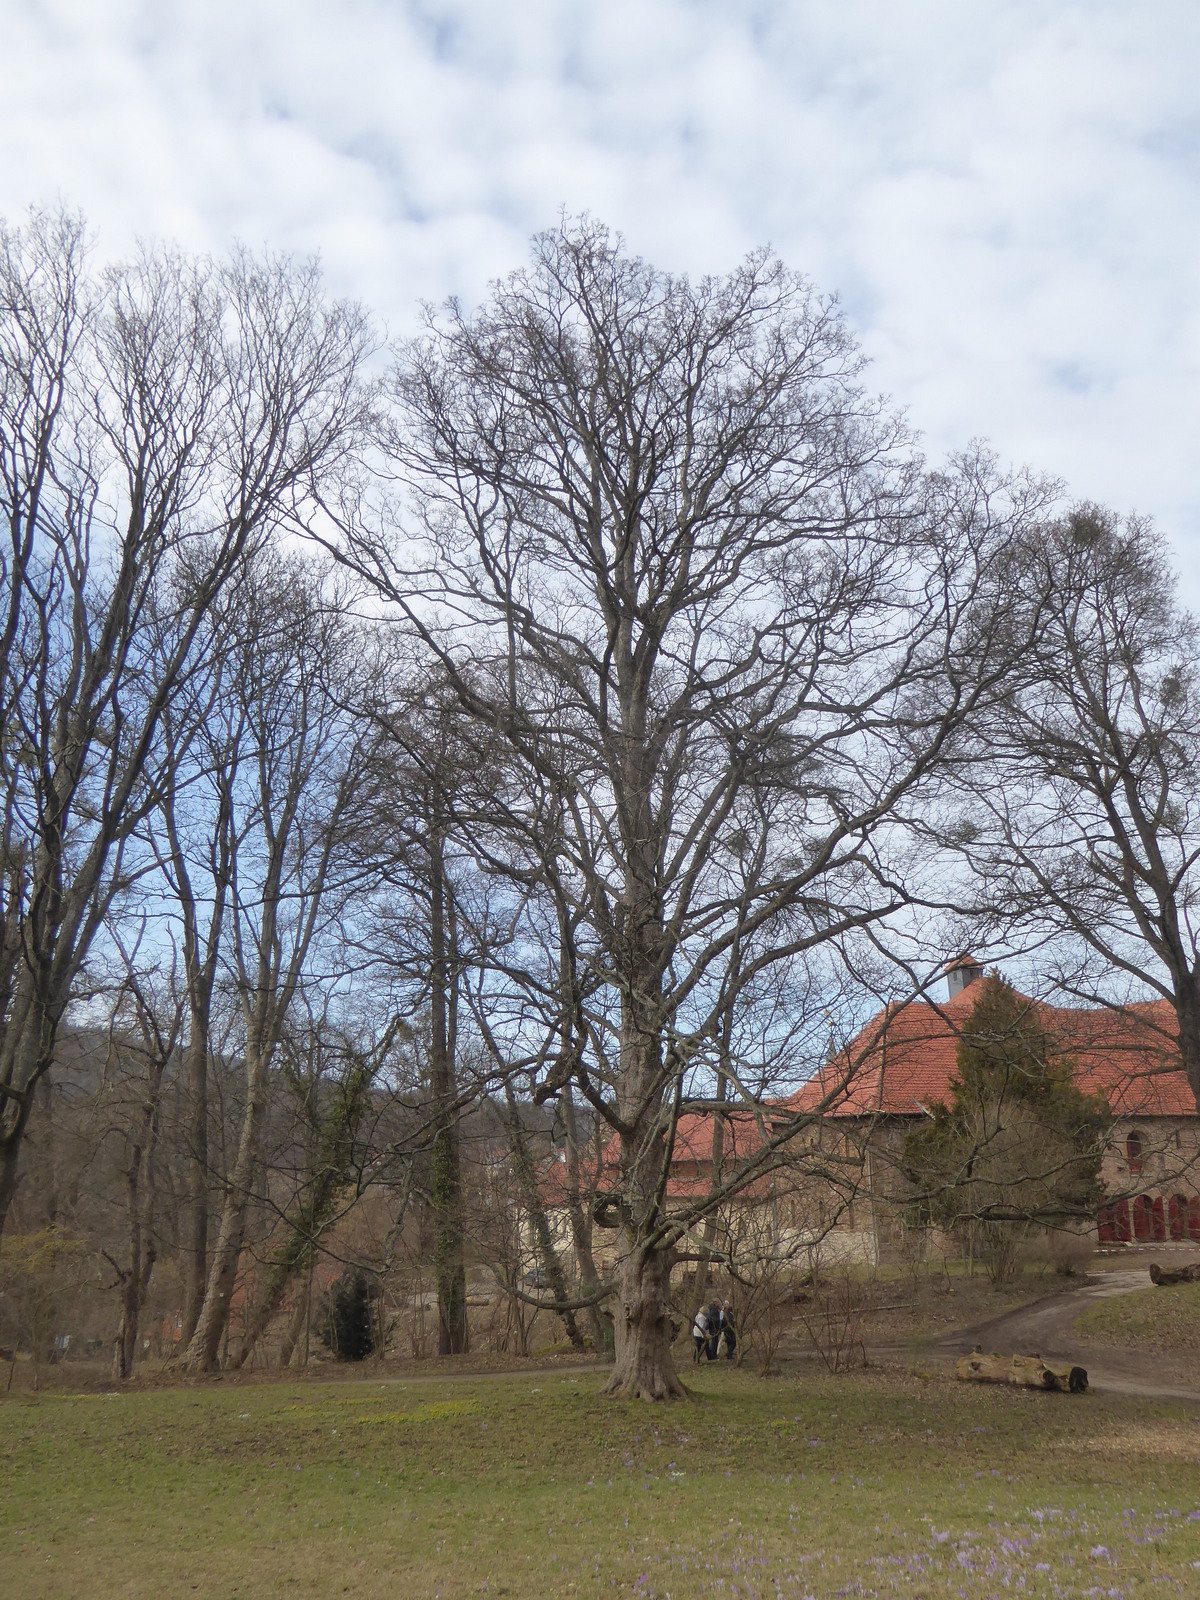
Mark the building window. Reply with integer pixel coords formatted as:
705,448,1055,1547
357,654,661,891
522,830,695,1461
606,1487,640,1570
1114,1198,1131,1243
1097,1203,1116,1244
1132,1194,1153,1242
1168,1195,1188,1241
1126,1131,1144,1176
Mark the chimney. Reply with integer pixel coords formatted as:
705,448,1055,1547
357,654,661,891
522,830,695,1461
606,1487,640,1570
946,954,984,1000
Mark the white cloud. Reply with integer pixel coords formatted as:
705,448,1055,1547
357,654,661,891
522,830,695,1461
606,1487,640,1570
3,0,1199,584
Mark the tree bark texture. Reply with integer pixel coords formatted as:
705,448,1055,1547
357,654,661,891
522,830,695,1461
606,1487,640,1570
955,1350,1088,1393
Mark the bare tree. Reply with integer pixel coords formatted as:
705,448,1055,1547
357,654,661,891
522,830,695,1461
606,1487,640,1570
333,221,1035,1398
231,1011,396,1370
953,506,1200,1109
153,672,241,1346
0,209,375,1240
101,931,185,1379
182,558,374,1371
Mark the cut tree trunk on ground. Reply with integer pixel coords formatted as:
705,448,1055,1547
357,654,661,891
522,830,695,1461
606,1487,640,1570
1149,1261,1200,1286
955,1349,1088,1393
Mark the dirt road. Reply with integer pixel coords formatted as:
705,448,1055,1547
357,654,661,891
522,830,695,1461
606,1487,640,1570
928,1264,1200,1403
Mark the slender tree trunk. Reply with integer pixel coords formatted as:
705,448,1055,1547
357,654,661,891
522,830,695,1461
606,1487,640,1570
0,1020,53,1238
181,1026,209,1347
560,1084,612,1356
503,1083,583,1349
183,1036,271,1371
113,1067,164,1381
1172,971,1200,1111
231,1155,347,1369
429,833,468,1354
278,1264,312,1367
0,1133,24,1238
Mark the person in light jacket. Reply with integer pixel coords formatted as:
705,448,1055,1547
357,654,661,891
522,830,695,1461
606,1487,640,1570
691,1305,710,1363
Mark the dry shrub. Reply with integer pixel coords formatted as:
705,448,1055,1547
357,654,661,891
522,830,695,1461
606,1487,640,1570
795,1268,877,1373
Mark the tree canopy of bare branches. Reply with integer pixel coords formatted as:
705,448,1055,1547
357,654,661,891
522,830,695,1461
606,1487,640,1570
0,208,376,1240
332,219,1043,1398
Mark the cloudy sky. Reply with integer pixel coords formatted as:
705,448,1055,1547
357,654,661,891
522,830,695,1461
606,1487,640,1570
4,0,1199,580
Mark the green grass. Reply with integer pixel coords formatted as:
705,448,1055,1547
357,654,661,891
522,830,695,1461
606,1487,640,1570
1075,1281,1200,1354
1,1365,1198,1598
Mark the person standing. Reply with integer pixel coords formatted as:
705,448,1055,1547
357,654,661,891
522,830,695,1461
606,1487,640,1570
692,1304,710,1362
719,1300,737,1361
706,1301,722,1362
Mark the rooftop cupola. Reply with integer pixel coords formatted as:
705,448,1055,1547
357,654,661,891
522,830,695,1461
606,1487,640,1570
946,954,984,1000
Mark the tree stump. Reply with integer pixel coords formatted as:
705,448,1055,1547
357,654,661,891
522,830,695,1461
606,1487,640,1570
955,1348,1088,1393
1149,1261,1200,1286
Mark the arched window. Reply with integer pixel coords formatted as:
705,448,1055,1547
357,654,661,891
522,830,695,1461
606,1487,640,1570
1151,1196,1166,1242
1097,1203,1116,1244
1126,1131,1144,1175
1132,1194,1153,1242
1189,1196,1200,1243
1168,1195,1188,1241
1114,1198,1132,1243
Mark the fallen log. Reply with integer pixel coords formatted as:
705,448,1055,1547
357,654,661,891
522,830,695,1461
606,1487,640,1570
1149,1261,1200,1286
954,1348,1088,1393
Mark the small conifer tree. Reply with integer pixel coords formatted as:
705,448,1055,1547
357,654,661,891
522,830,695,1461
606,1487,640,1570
903,976,1109,1281
322,1271,376,1361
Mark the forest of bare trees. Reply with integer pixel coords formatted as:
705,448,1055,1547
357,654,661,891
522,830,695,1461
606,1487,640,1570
3,207,1198,1399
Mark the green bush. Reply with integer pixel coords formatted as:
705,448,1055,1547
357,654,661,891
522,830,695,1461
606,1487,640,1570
321,1270,375,1361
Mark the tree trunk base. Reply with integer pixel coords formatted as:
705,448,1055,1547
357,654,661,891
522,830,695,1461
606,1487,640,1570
603,1351,688,1402
1149,1261,1200,1286
603,1241,686,1401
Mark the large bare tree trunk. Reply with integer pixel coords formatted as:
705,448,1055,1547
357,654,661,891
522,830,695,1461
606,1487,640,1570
604,1016,685,1401
606,1230,685,1401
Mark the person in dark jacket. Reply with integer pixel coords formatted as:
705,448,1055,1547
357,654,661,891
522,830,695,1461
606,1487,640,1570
706,1301,722,1362
719,1300,737,1360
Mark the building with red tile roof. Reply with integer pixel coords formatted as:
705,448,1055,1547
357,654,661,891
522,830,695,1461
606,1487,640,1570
531,960,1200,1280
772,959,1200,1256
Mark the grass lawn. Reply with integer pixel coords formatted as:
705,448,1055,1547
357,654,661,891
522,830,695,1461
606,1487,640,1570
1075,1282,1200,1358
2,1364,1198,1599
